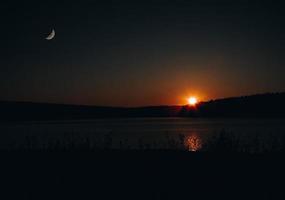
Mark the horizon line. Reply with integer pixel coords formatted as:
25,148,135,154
0,92,284,108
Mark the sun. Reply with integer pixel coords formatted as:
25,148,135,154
188,97,198,106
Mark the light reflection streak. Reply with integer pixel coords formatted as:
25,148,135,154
184,134,202,152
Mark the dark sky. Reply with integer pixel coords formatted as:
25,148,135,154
1,0,285,106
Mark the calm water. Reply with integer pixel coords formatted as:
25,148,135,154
1,118,285,149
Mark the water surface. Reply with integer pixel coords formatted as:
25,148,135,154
1,118,284,149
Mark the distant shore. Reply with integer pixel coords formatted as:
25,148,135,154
1,92,285,121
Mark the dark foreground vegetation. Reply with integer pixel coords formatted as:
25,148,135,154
0,151,284,199
6,131,285,154
0,132,284,199
1,92,285,120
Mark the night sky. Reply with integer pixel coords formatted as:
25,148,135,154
1,0,285,106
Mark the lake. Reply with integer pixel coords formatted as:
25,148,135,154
1,118,285,150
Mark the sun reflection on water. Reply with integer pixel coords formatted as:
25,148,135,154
184,134,203,152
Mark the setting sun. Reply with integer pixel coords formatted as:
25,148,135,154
188,97,198,106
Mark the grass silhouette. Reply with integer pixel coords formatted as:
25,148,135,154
5,130,284,154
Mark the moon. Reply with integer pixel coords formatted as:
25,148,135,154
46,29,55,40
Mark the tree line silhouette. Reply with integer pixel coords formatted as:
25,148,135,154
1,92,285,121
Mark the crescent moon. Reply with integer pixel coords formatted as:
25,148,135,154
46,29,55,40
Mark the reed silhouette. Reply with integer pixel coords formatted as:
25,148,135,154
5,130,284,154
1,132,284,200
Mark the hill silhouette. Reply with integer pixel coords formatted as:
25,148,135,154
184,92,285,118
1,92,285,121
